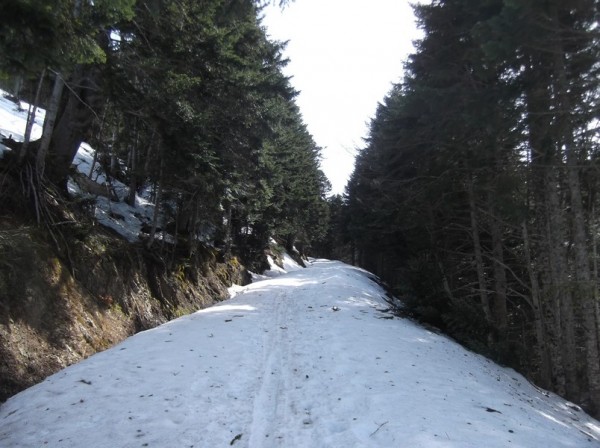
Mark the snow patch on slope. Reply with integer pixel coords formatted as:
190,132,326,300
0,91,45,158
0,89,164,243
265,253,303,277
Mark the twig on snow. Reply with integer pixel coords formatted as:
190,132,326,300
369,421,389,437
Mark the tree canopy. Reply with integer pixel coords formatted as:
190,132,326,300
1,0,329,269
344,0,600,416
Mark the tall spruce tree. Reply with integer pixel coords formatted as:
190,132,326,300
2,0,329,268
344,0,600,415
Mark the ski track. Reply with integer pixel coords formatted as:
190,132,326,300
248,291,293,446
1,260,600,447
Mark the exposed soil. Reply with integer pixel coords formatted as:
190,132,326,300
0,219,249,402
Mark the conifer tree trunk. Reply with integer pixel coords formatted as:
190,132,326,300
489,208,508,337
535,185,567,397
467,176,492,326
565,157,600,411
12,74,23,98
126,122,139,206
127,147,137,206
592,205,600,371
525,72,572,398
19,68,45,163
147,138,164,249
285,233,296,253
554,47,600,413
46,67,102,186
546,167,580,400
188,197,199,258
522,221,552,388
224,205,233,255
37,71,64,176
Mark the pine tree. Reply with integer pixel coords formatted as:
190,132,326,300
345,0,600,415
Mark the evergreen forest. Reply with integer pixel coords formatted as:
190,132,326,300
2,0,600,421
0,0,329,271
338,0,600,416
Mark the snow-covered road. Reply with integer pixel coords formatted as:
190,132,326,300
1,260,599,447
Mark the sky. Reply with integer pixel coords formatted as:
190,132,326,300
261,0,423,195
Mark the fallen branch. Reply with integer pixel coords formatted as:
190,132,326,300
370,421,389,437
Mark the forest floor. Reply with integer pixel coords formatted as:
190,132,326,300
1,258,599,447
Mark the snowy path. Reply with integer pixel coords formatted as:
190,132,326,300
1,260,599,447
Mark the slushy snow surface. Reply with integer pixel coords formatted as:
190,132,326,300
1,260,599,447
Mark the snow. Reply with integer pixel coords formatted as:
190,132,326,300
1,259,598,447
264,253,303,278
68,143,158,243
0,91,45,158
281,253,303,272
0,89,159,243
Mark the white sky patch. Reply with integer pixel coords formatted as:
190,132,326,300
262,1,423,195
